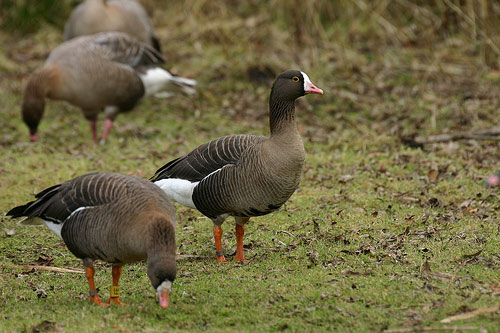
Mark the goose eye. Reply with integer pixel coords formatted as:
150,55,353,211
292,76,300,82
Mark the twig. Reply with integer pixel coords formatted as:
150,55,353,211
14,265,85,274
278,230,296,238
440,306,499,323
385,327,477,332
412,127,500,144
176,254,210,260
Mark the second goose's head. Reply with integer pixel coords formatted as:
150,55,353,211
146,214,177,308
271,70,323,102
148,262,176,309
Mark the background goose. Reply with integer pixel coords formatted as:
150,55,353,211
64,0,162,53
151,70,323,263
7,172,176,309
22,31,196,143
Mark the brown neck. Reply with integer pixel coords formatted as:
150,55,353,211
146,215,176,288
269,97,296,136
22,67,56,135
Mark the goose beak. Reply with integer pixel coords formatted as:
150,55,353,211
158,290,169,308
304,81,324,95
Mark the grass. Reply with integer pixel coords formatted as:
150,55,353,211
1,1,500,332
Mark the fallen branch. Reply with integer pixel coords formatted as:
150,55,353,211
385,326,477,332
16,265,85,274
403,126,500,146
176,254,210,260
440,306,499,323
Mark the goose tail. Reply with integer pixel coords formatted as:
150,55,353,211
139,67,197,97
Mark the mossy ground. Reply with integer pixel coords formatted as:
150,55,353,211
1,1,500,332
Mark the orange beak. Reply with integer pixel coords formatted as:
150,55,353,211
304,81,324,95
158,290,169,308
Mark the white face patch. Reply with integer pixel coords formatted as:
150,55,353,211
300,71,312,92
157,280,172,292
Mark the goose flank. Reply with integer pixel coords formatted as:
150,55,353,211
152,70,323,263
7,172,176,309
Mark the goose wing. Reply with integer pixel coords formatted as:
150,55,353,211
151,134,265,182
90,32,164,68
7,172,126,224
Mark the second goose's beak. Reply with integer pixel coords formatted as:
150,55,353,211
304,80,324,95
158,290,169,308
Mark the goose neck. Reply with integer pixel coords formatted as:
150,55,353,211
269,98,296,135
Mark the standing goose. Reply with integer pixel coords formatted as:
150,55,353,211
64,0,162,53
23,31,196,143
7,172,176,308
151,70,323,263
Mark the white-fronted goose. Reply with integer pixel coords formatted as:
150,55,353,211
151,70,323,263
64,0,162,53
23,31,196,143
7,172,176,308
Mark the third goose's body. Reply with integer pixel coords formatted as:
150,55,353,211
152,70,323,262
22,32,196,143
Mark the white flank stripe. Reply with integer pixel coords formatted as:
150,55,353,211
154,179,197,208
67,206,91,220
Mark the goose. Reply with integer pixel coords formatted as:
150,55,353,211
64,0,162,53
151,70,323,263
22,31,196,143
7,172,176,308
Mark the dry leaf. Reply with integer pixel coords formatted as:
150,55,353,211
339,175,354,183
428,169,439,183
3,228,15,236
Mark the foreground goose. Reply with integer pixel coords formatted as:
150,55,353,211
22,31,196,143
64,0,162,52
151,70,323,262
7,172,176,308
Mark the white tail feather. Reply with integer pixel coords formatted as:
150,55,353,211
154,179,197,209
139,67,197,97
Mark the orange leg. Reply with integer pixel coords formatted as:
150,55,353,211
235,224,249,262
85,266,105,306
106,265,126,306
213,225,227,263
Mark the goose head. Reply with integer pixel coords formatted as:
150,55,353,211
22,94,45,142
148,255,176,308
271,70,323,102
